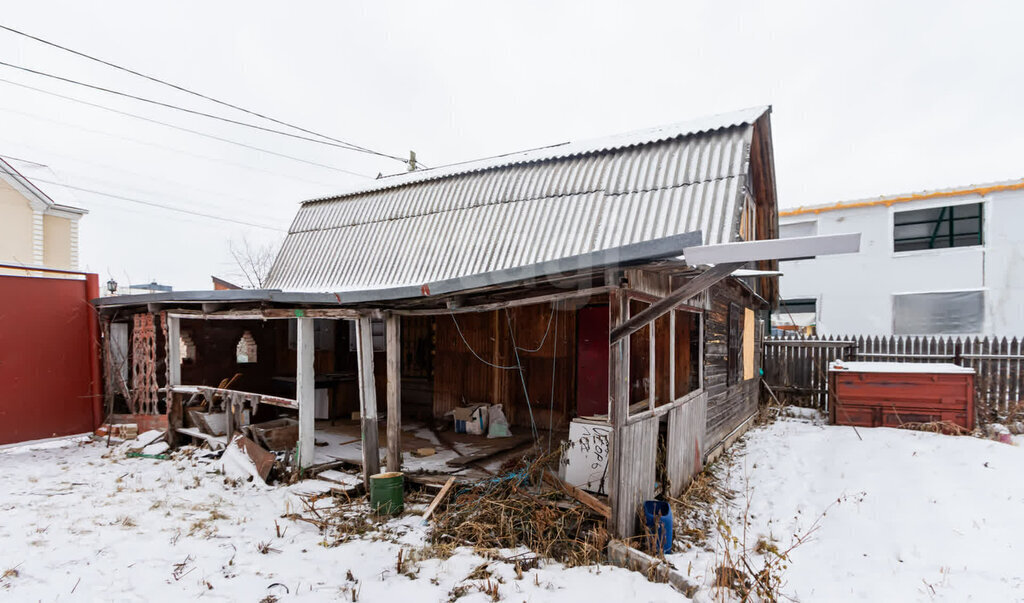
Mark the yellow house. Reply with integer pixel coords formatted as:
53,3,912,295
0,157,87,271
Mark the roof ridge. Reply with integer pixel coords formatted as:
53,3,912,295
301,105,769,206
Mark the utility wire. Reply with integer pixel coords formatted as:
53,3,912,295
0,23,417,165
0,59,410,161
32,177,286,231
0,76,371,178
0,104,343,188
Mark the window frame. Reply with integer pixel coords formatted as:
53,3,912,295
892,201,984,255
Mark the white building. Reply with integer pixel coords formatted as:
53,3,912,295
775,178,1024,336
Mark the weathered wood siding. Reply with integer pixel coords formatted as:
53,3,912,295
666,391,707,497
609,415,658,538
703,280,764,449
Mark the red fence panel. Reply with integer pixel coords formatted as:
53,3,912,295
0,270,100,445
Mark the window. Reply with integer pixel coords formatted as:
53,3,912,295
779,220,817,239
288,319,336,351
778,220,818,261
673,310,701,399
727,303,742,386
179,331,196,365
628,299,651,408
893,290,984,334
738,194,757,241
236,331,258,363
779,298,816,316
893,203,983,252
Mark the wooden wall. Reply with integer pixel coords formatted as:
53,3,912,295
433,303,577,430
667,391,708,497
703,279,764,448
609,415,658,539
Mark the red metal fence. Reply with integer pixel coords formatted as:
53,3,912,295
0,267,101,445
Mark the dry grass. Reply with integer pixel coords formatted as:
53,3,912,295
430,449,609,567
897,420,972,436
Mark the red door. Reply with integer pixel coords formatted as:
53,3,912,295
576,305,609,418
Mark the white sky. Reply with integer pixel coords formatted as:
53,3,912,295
1,1,1021,291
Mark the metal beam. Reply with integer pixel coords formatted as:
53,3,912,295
610,262,742,344
682,233,860,265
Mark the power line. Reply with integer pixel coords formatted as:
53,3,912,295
0,76,371,178
0,23,419,165
0,104,344,188
31,177,287,231
0,58,412,162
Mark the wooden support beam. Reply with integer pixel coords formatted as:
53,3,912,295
356,316,381,484
394,286,613,316
296,317,315,467
385,313,402,473
610,262,741,344
607,288,630,537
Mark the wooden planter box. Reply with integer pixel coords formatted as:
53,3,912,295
828,362,975,431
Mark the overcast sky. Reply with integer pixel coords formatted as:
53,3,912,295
1,1,1021,291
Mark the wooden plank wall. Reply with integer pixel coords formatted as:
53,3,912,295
609,415,658,538
666,391,708,497
433,303,577,430
704,280,764,448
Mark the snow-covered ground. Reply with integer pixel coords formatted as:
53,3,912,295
2,413,1023,601
676,412,1024,601
0,438,680,601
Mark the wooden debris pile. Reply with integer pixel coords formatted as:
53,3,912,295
429,450,611,567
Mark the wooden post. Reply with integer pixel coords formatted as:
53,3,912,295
385,313,402,473
296,317,315,467
166,315,181,388
607,287,631,537
356,316,381,484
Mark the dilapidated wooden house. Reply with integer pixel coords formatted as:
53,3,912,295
94,106,857,537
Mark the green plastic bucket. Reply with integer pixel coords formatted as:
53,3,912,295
369,471,404,515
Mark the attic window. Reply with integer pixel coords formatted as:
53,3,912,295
236,331,258,363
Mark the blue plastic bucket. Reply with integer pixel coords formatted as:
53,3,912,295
643,500,673,555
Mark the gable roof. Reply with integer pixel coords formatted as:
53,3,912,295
0,156,88,216
267,106,774,293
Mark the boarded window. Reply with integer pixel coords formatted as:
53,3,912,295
893,203,983,252
673,310,701,399
742,308,755,380
236,331,258,363
893,291,984,334
727,304,742,386
628,299,651,409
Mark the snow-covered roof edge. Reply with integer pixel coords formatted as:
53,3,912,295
302,105,771,205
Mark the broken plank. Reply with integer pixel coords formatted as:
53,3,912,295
421,476,457,523
444,435,532,467
606,539,697,596
543,470,611,519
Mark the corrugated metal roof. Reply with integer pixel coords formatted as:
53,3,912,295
267,106,770,292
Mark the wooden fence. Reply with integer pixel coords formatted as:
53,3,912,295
763,335,1024,419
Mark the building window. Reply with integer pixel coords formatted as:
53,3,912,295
727,303,742,386
179,331,196,365
893,202,983,252
780,298,816,316
673,310,701,399
236,331,258,363
892,290,984,335
738,194,757,241
778,220,817,239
